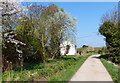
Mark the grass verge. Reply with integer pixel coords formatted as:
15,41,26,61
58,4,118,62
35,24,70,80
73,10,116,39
48,55,89,81
2,55,89,81
100,57,120,83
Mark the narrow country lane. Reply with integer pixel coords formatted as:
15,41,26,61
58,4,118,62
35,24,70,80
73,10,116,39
70,54,113,82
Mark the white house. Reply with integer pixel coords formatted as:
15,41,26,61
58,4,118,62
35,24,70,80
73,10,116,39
60,41,76,55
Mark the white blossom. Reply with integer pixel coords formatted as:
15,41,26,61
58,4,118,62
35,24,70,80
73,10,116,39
4,31,26,46
1,0,27,16
7,40,10,43
4,32,9,37
16,49,22,54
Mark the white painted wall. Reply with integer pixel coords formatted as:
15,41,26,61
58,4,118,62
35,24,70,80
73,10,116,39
60,41,76,55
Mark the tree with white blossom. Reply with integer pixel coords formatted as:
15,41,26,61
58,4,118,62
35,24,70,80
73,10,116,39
1,0,27,71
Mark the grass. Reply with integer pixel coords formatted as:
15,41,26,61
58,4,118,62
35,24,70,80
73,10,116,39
48,55,89,81
100,56,120,83
2,55,89,81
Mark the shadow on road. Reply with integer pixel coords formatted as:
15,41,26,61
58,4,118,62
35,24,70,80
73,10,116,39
91,56,100,59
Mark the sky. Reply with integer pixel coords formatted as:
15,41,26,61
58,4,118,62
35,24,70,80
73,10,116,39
20,1,118,48
21,0,120,2
51,2,118,48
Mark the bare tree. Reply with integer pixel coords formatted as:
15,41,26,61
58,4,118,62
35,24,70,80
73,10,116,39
101,7,118,24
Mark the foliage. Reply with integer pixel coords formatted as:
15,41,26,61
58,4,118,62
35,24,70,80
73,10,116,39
77,45,94,55
2,55,89,81
77,46,108,55
82,45,88,48
100,56,120,83
2,30,26,71
43,5,76,59
1,0,27,71
99,7,120,64
1,2,77,70
1,0,27,30
93,47,102,54
99,21,120,63
97,47,108,54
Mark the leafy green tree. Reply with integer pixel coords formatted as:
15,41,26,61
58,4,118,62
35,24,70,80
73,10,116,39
16,4,47,63
16,3,76,61
99,7,120,63
41,4,76,59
